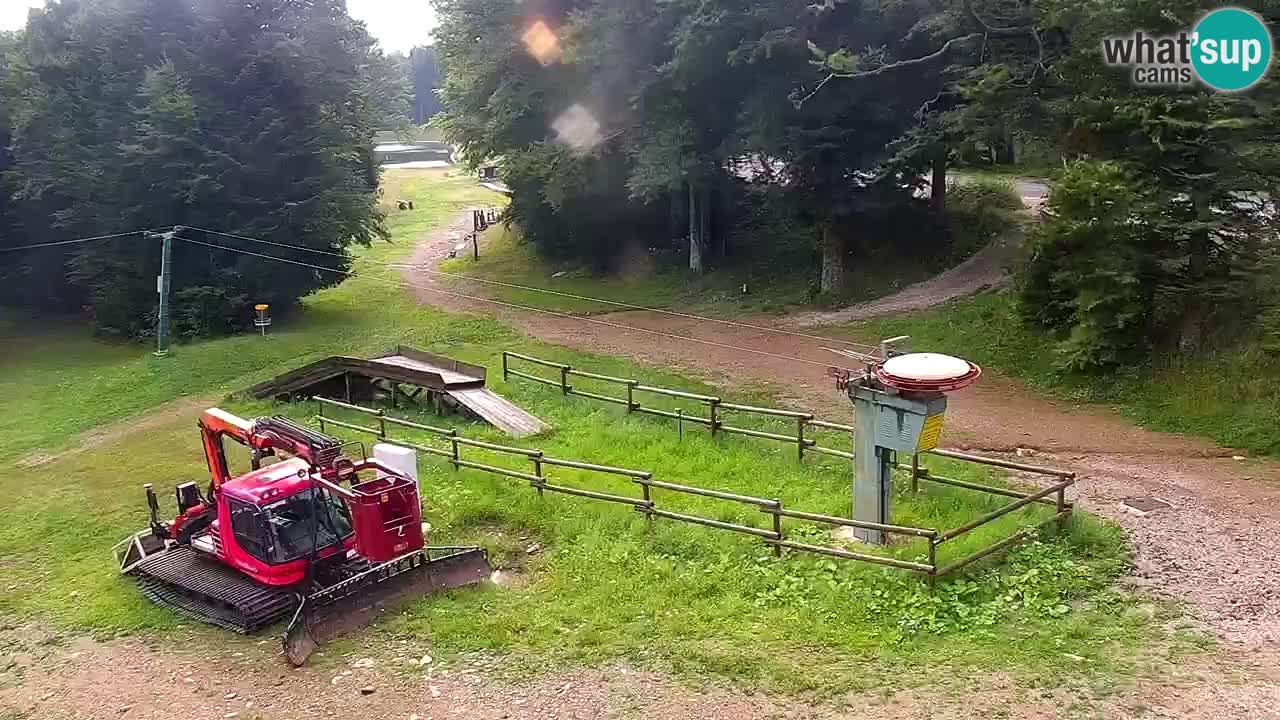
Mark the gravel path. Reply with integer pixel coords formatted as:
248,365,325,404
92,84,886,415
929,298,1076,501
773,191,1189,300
788,225,1022,327
3,624,1276,720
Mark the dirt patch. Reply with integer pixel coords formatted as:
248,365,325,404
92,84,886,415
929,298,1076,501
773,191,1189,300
3,625,1277,720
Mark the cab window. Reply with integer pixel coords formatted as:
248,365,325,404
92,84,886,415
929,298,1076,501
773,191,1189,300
228,498,271,562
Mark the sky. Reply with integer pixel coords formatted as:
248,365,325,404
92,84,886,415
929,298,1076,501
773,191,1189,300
0,1,437,53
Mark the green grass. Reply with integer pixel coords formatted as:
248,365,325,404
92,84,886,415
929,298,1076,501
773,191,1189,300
0,170,1193,699
441,227,948,317
951,167,1053,187
440,225,816,315
838,290,1280,456
374,126,445,144
0,168,500,467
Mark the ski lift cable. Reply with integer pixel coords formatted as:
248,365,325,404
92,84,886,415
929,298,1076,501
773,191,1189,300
174,234,877,369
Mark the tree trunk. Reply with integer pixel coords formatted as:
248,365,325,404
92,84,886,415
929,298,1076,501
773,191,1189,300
819,222,843,295
700,185,713,266
996,123,1015,165
669,188,683,240
1179,192,1211,354
688,182,705,274
930,149,947,214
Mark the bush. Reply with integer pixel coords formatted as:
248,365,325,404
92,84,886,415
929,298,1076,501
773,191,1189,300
1018,160,1157,370
171,286,249,340
945,178,1020,262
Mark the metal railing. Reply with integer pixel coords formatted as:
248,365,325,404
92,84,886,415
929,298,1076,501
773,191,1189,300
315,389,1076,581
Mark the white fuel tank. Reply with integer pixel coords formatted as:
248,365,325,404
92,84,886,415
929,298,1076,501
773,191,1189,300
373,442,419,488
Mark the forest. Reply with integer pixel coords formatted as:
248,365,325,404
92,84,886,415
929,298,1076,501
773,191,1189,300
0,0,408,338
1,0,1278,373
434,0,1280,370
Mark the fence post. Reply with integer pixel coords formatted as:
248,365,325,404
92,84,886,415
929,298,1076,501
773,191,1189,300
377,409,387,440
641,482,653,530
927,539,938,588
911,454,920,494
560,366,570,395
317,399,326,434
532,455,544,497
709,399,720,438
449,431,459,469
771,499,783,557
502,352,509,382
677,409,684,440
626,381,636,413
1056,485,1067,531
795,416,807,463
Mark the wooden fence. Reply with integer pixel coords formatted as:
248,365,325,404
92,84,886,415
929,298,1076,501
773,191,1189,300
315,394,1075,582
502,351,855,461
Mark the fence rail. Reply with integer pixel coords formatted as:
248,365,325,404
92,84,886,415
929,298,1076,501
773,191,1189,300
500,351,1084,483
314,378,1077,582
501,351,853,461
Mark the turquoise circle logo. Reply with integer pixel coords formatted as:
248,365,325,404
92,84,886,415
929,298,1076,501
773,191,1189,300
1192,8,1272,91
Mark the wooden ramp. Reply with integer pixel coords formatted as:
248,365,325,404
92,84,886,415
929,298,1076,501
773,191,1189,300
247,346,548,438
448,387,549,438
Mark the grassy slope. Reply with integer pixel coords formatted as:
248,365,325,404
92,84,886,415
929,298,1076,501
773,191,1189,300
441,221,982,318
440,225,814,315
838,290,1280,456
0,170,1193,699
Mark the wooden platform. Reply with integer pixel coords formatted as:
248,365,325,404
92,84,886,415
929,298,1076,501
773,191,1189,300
449,388,549,437
247,346,548,437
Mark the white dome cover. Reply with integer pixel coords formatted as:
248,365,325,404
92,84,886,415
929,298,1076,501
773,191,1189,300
881,353,972,381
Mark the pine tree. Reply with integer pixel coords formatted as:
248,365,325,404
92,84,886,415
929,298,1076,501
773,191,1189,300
2,0,401,337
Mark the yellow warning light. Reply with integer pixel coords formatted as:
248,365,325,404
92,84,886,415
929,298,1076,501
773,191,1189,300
522,20,561,66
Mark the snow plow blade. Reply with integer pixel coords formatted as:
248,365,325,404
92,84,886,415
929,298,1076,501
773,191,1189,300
283,546,491,666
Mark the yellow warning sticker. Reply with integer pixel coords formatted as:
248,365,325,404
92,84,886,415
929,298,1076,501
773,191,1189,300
917,412,946,452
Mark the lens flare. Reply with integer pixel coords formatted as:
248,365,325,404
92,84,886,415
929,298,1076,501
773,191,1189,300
551,104,602,153
522,20,561,65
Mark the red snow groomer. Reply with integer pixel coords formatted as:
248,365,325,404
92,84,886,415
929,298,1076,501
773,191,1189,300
114,408,490,665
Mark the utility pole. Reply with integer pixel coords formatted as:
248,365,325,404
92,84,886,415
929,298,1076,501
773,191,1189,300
152,227,179,357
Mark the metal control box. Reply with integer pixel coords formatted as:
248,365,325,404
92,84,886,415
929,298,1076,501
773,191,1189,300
850,385,948,454
847,381,949,544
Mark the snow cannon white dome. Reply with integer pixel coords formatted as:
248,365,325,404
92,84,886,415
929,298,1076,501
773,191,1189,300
875,352,981,393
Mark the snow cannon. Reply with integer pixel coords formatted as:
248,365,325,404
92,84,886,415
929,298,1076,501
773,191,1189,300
846,352,981,544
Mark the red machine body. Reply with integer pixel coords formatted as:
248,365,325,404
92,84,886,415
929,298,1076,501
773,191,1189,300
159,408,426,587
346,476,425,563
117,406,491,666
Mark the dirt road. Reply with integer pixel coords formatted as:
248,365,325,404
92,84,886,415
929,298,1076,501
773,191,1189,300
4,622,1277,720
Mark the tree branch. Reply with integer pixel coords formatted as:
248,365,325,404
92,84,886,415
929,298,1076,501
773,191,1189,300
963,0,1045,69
794,1,1049,106
795,33,981,108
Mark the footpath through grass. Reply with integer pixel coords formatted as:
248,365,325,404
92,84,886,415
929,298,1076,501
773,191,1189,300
840,290,1280,457
0,170,1196,700
439,188,1013,319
